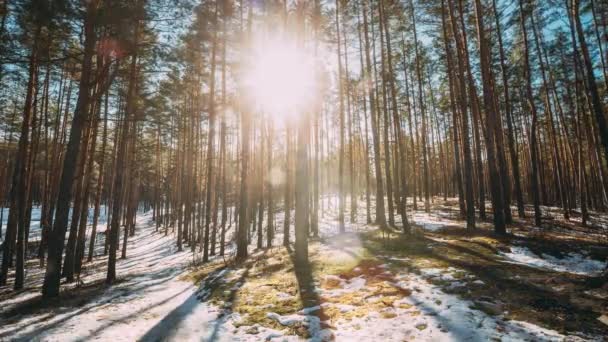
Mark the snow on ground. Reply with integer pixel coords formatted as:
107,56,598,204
1,210,304,342
225,262,594,341
0,199,604,341
0,211,210,341
411,212,451,231
501,246,607,276
329,271,578,342
0,205,110,244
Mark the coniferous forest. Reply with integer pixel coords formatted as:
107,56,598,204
1,0,608,340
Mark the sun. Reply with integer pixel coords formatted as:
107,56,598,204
243,36,317,122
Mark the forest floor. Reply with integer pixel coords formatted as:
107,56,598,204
1,197,608,341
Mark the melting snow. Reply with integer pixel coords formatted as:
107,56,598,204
411,212,460,231
0,206,602,341
501,246,606,276
328,270,594,342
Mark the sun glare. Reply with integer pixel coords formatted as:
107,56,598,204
244,37,317,121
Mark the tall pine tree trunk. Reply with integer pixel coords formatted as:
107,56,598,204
362,0,386,227
42,5,97,297
473,0,506,234
519,0,542,227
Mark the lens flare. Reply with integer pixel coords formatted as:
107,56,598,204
243,36,317,122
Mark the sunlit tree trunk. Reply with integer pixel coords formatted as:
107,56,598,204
236,0,253,261
492,0,525,218
294,2,309,264
203,2,220,262
362,0,386,227
381,0,410,231
335,0,346,233
519,0,542,227
356,8,372,224
447,0,475,230
572,0,608,165
89,93,109,262
8,27,40,289
441,1,465,218
42,2,98,296
410,0,430,213
107,5,141,283
473,0,506,234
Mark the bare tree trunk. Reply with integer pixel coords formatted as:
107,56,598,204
377,0,395,226
519,0,542,227
237,0,253,261
88,92,109,262
10,30,40,289
106,6,141,283
203,2,219,262
447,0,476,230
356,9,372,224
336,0,346,233
441,1,465,218
362,0,386,227
492,0,525,218
219,14,228,255
294,3,309,264
410,0,430,213
473,0,506,234
572,0,608,165
42,4,98,296
530,10,569,220
283,126,292,247
381,0,410,231
75,94,102,276
267,123,274,248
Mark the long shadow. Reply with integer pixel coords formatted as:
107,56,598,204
405,290,487,340
116,287,198,342
289,254,320,309
137,261,251,342
438,240,503,264
0,224,179,305
0,281,120,341
2,271,182,340
1,252,190,340
287,251,331,338
207,264,251,342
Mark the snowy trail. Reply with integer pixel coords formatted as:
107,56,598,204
0,212,229,341
0,211,289,341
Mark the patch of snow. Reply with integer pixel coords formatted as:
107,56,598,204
501,246,607,276
0,204,601,341
411,212,457,231
332,270,596,341
321,275,367,299
266,312,333,341
446,281,466,290
299,305,321,315
420,267,456,281
335,304,357,313
276,291,294,301
343,276,366,291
